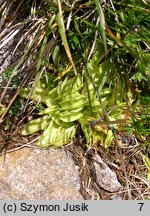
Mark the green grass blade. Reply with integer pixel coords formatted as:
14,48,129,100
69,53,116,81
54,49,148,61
56,0,77,75
94,0,107,52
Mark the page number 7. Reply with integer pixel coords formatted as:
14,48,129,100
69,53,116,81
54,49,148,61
138,203,144,211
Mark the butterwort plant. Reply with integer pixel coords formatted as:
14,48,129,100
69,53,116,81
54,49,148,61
19,56,127,148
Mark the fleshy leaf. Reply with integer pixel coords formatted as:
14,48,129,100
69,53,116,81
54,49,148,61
37,120,76,148
104,129,114,148
22,115,50,135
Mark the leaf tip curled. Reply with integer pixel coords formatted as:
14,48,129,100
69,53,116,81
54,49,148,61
21,129,28,136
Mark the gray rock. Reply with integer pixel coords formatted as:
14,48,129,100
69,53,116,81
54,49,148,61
0,147,83,199
111,195,122,200
90,154,121,192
